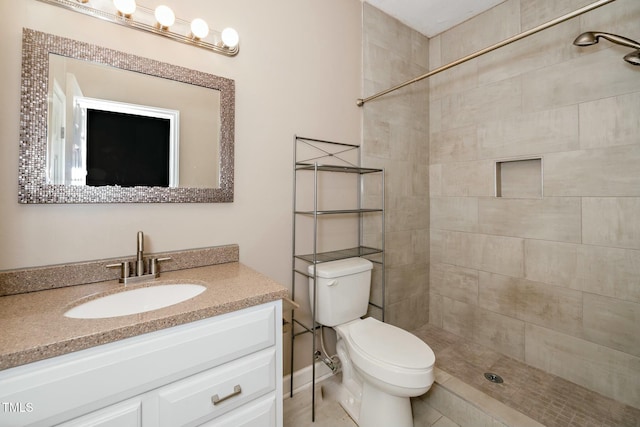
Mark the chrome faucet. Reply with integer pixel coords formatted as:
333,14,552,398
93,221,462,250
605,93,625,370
107,231,171,284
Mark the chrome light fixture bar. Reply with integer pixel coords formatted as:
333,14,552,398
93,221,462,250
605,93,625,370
36,0,240,56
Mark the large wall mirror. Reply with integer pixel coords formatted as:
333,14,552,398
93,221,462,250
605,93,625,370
19,28,234,203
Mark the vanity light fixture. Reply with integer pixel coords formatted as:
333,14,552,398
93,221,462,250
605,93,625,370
190,18,209,40
113,0,135,17
35,0,239,56
154,5,175,30
221,27,240,49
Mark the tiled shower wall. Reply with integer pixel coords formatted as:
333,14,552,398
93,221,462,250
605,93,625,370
361,4,430,330
428,0,640,409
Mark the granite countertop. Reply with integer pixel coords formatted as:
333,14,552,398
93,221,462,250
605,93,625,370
0,262,288,371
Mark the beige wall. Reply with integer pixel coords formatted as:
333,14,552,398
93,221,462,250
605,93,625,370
362,4,431,330
0,0,362,297
428,0,640,408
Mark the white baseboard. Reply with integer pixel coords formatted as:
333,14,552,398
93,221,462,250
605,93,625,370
283,361,336,399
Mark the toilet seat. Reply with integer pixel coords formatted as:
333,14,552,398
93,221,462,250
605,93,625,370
336,317,435,389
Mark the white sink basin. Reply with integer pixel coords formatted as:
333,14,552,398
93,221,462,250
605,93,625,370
64,284,206,319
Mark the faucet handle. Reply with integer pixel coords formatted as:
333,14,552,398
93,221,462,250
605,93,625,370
106,261,130,282
149,257,172,275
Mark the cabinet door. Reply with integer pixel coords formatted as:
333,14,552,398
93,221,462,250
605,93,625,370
200,395,276,427
56,397,142,427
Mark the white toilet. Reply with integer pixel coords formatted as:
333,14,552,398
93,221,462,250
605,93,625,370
308,257,435,427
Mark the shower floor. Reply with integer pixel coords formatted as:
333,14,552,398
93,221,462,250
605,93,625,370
411,323,640,427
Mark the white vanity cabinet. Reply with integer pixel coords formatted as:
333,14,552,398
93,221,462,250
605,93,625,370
0,301,283,427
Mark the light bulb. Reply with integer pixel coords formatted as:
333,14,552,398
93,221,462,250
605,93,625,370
221,27,239,48
190,18,210,39
113,0,136,16
154,5,175,29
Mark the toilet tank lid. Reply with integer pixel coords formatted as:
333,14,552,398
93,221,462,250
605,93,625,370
307,257,373,278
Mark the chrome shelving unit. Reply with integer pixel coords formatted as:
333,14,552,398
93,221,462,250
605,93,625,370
290,135,385,422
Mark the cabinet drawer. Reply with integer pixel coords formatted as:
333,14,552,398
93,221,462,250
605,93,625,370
157,348,276,427
201,394,276,427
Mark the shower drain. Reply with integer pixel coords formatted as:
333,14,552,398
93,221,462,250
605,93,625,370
484,372,504,383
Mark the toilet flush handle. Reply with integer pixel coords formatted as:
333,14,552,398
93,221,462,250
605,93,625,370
327,279,338,287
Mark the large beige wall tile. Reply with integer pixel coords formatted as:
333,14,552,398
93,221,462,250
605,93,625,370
363,42,394,90
479,272,583,336
478,19,580,85
521,0,594,29
442,297,478,340
431,125,478,164
525,324,640,408
430,164,442,196
441,77,522,130
583,198,640,250
362,107,391,158
369,263,384,309
430,197,478,232
387,263,429,305
581,0,640,45
430,98,442,136
430,60,478,102
431,230,524,277
386,160,430,199
363,2,410,52
525,240,640,304
523,48,640,112
385,230,416,266
580,92,640,149
545,145,640,196
430,262,479,305
429,293,444,327
478,272,519,318
429,35,442,70
387,292,429,331
440,0,520,64
438,160,495,197
524,239,578,288
583,293,640,357
478,106,578,159
575,245,640,303
478,198,582,242
475,307,525,361
387,195,429,232
442,296,525,360
472,232,525,277
429,165,442,197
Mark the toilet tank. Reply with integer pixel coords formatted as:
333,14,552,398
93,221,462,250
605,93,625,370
308,257,373,327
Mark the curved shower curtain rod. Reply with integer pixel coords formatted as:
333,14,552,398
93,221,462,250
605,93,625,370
356,0,617,107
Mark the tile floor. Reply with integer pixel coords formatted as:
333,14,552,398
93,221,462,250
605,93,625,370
283,374,460,427
412,323,640,427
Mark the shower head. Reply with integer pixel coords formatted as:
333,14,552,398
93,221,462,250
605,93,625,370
624,50,640,66
574,31,640,66
573,31,640,49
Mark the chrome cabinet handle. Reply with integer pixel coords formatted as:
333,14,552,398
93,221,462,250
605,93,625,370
211,384,242,405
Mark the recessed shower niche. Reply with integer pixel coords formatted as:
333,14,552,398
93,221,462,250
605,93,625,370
495,158,543,198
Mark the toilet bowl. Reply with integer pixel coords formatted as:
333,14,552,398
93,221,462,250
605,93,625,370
308,258,436,427
335,317,435,427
